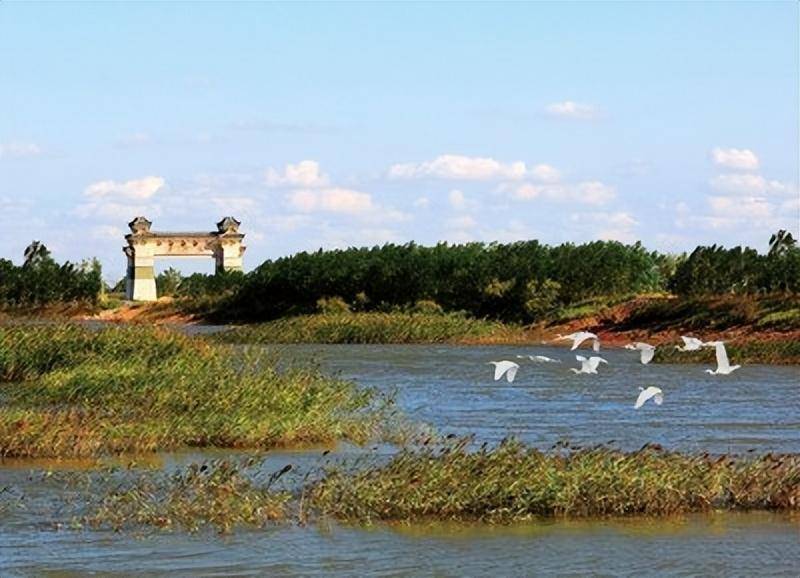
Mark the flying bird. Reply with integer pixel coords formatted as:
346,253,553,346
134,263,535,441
489,360,520,382
516,355,561,363
703,341,741,375
676,336,705,351
556,331,600,352
634,386,663,409
570,355,608,374
625,342,656,364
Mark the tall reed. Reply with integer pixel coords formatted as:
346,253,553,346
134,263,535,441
309,439,800,522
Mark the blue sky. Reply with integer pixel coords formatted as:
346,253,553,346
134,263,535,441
1,2,798,280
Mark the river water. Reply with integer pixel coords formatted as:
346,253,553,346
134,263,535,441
2,343,799,576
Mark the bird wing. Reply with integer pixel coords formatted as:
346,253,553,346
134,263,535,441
641,347,655,365
592,338,601,352
491,361,515,380
715,342,730,371
571,332,595,350
634,389,650,409
506,364,519,383
635,387,662,409
587,357,606,371
576,355,588,362
682,336,703,350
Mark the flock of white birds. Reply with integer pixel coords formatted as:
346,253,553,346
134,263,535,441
490,332,741,409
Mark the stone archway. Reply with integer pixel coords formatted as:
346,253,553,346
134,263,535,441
123,216,246,301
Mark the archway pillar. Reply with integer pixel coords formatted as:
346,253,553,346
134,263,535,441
124,243,157,301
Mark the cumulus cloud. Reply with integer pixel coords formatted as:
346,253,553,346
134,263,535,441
506,180,616,205
709,173,794,196
545,101,598,119
265,160,330,187
413,197,430,208
84,176,165,200
530,164,561,182
708,195,773,219
711,147,759,171
389,154,527,181
0,142,42,159
287,187,376,215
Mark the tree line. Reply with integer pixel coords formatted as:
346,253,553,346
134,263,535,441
2,232,797,318
0,242,102,307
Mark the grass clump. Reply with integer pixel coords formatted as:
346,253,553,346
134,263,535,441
309,439,800,523
84,459,290,534
215,312,524,345
0,325,394,458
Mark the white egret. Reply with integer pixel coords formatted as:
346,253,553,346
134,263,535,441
555,331,600,352
634,386,663,409
703,341,741,375
570,355,608,374
489,360,520,382
624,342,656,364
676,336,705,351
516,355,561,363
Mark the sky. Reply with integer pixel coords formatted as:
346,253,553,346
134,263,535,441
1,1,798,281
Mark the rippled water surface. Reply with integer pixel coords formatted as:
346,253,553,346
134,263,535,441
2,343,798,576
281,343,800,453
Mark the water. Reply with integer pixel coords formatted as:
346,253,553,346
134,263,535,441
278,344,800,454
1,344,798,576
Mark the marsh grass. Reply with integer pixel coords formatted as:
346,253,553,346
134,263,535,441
215,312,525,345
308,439,800,523
0,325,397,457
84,458,290,533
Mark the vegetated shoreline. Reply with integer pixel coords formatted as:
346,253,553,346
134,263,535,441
210,294,800,364
0,324,404,459
3,292,796,363
28,441,800,534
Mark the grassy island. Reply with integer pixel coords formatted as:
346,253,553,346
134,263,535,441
0,325,393,458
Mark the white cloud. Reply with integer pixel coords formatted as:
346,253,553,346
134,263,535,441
708,195,773,219
389,154,527,181
530,164,561,182
545,101,598,119
506,180,616,205
711,147,759,171
709,173,794,196
448,189,467,210
413,197,430,208
84,176,165,200
0,142,42,158
265,160,330,187
287,187,375,215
